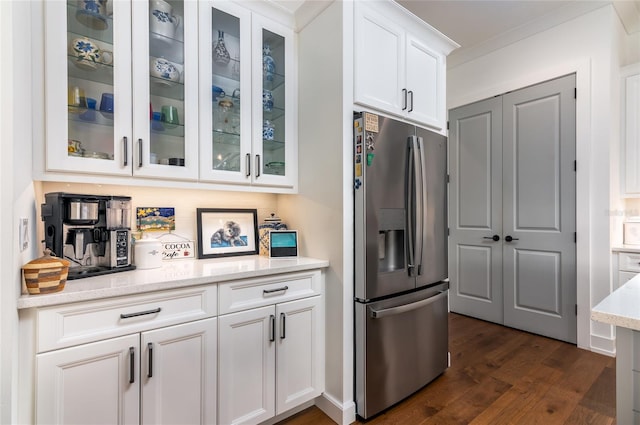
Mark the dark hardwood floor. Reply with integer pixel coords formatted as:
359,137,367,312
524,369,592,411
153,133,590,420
279,312,616,425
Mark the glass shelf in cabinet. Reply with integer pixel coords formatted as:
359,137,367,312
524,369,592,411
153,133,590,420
68,108,114,126
66,4,113,44
212,61,240,84
68,56,114,84
264,161,285,175
149,77,185,100
263,72,284,91
262,138,285,151
212,131,240,147
150,121,185,138
149,32,184,65
263,107,284,122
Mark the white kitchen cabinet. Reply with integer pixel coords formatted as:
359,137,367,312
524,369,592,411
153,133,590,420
622,63,640,196
217,271,324,425
613,249,640,290
33,286,217,425
199,0,297,189
43,0,198,180
353,1,457,131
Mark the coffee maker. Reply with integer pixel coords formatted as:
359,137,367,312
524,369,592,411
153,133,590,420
41,192,135,280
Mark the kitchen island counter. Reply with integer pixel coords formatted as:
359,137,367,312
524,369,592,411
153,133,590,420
17,255,329,309
591,274,640,424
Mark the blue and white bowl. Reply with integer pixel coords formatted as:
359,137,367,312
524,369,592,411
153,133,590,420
71,37,102,70
150,58,180,85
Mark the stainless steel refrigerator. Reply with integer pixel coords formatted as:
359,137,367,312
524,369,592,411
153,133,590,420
353,112,449,419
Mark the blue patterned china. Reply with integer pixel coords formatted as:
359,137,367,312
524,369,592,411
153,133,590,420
150,58,181,85
149,0,181,39
212,85,226,100
263,120,274,141
76,0,108,30
263,43,276,82
263,89,274,111
71,37,102,70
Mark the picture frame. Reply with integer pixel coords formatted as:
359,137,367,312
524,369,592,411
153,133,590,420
196,208,258,259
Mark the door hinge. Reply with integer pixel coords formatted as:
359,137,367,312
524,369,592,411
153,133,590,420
446,174,450,183
447,228,450,236
447,121,450,130
574,160,577,171
574,232,577,243
575,304,578,315
574,88,577,99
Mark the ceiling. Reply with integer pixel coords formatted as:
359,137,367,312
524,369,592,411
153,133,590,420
276,0,640,66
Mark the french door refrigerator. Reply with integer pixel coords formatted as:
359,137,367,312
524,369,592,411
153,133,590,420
353,112,449,419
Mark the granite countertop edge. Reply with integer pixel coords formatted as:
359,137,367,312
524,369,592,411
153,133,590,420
591,273,640,332
17,256,329,310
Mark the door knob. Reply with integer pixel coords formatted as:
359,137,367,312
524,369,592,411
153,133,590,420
505,235,519,242
483,235,500,242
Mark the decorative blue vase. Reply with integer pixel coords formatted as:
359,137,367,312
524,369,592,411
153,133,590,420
263,43,275,82
213,30,231,65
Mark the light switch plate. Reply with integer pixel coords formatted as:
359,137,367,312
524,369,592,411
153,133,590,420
19,217,29,252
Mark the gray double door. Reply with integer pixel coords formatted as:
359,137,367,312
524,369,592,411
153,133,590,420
448,74,577,343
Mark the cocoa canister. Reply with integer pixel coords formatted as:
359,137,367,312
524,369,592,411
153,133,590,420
258,213,287,256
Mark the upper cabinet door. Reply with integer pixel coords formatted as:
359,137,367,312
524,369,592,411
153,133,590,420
405,34,445,130
131,0,199,180
251,15,296,188
353,2,405,115
199,0,252,184
45,0,133,176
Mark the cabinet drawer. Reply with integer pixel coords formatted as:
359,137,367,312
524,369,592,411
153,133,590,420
37,285,217,352
619,252,640,272
219,270,322,315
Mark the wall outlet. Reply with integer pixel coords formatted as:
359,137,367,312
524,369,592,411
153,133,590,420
19,217,29,252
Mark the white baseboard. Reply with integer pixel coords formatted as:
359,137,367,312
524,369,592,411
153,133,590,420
315,392,356,425
590,334,616,356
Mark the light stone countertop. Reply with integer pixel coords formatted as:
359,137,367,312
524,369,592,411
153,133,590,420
611,244,640,253
591,273,640,331
18,255,329,310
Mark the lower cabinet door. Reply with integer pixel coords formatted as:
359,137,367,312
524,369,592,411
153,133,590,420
141,318,217,425
36,334,140,425
276,296,324,415
218,306,276,425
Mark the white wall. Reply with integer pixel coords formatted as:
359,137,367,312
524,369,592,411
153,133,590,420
447,5,624,354
278,2,356,423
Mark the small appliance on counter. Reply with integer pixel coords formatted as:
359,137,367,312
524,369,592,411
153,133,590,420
41,192,136,280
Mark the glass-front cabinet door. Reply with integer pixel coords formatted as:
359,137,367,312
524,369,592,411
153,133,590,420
251,16,295,187
199,1,251,184
131,0,198,180
200,2,296,188
44,0,197,180
45,0,133,176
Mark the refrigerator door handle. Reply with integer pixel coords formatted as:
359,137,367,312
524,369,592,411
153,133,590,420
407,137,417,275
414,136,426,275
369,290,447,319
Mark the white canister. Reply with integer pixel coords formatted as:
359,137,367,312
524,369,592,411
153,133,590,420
624,218,640,245
134,236,163,269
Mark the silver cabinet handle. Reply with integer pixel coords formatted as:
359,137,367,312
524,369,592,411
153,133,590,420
408,90,414,112
123,137,128,166
246,153,251,177
255,154,261,178
402,88,408,111
138,138,143,168
370,291,447,319
263,286,288,294
120,307,161,319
